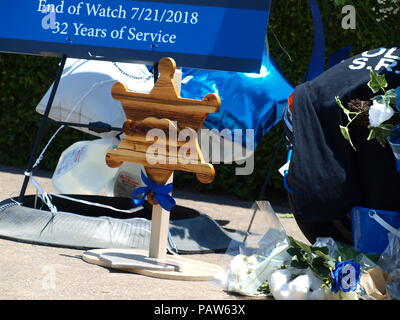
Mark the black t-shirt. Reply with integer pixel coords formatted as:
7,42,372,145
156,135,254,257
288,46,400,222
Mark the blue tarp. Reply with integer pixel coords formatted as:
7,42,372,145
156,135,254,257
180,51,293,149
180,0,351,151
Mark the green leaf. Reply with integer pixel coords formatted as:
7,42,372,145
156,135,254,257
290,259,308,269
311,246,329,255
287,236,298,248
368,69,388,93
372,90,396,107
287,236,314,254
313,249,335,262
311,257,331,279
336,96,352,122
257,281,271,295
371,95,386,105
367,124,394,147
340,125,356,150
383,89,397,105
325,260,336,269
287,247,301,257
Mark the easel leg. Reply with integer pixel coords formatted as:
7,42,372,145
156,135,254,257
243,129,285,244
149,204,170,261
18,54,68,204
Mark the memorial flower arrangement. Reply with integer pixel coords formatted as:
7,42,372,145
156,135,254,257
214,202,394,300
263,237,363,300
215,236,367,300
336,69,400,149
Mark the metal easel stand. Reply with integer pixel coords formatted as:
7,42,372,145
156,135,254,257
18,54,68,204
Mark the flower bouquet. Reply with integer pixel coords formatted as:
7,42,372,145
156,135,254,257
266,236,365,300
215,234,389,300
214,202,390,300
336,69,400,150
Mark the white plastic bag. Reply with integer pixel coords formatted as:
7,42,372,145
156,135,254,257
213,201,290,296
52,137,120,195
215,242,290,296
379,231,400,299
36,59,155,138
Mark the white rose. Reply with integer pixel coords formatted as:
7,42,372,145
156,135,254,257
305,269,326,300
269,268,332,300
305,269,324,291
269,268,292,300
247,255,259,266
229,255,250,277
368,99,395,127
269,269,291,289
269,268,311,300
288,275,312,300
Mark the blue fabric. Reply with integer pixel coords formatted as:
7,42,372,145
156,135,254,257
307,1,352,78
181,51,293,149
179,0,348,151
132,171,176,211
283,149,294,193
306,0,326,81
328,45,352,69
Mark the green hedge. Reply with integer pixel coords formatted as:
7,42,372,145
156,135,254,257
0,55,95,171
0,0,398,200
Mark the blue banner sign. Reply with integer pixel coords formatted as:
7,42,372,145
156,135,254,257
0,0,270,72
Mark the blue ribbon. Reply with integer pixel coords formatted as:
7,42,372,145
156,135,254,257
132,171,176,211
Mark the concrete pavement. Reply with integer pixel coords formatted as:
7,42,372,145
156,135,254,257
0,165,308,300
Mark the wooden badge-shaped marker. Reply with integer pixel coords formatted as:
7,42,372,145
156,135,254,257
82,58,223,280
